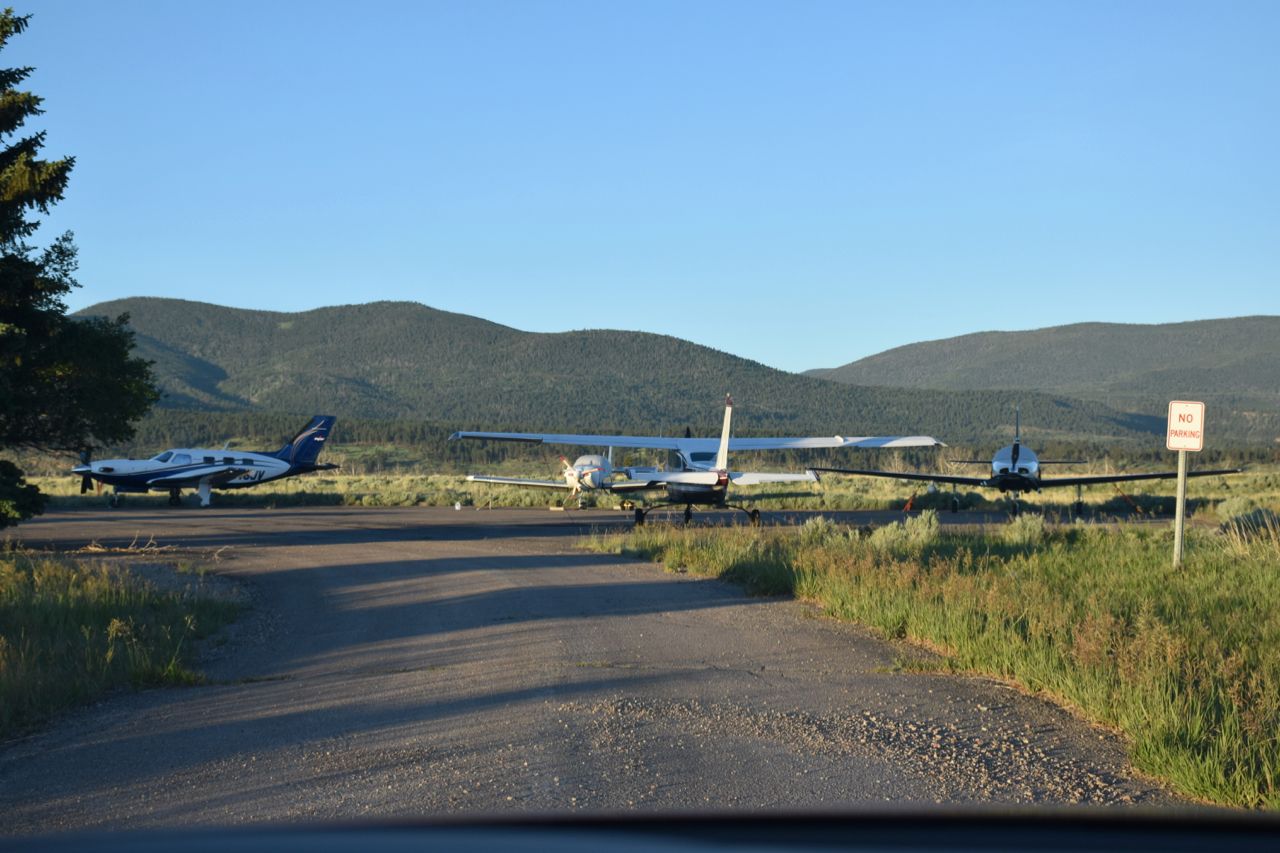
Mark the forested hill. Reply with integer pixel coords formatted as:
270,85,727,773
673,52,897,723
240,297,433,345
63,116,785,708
78,297,1167,444
807,317,1280,444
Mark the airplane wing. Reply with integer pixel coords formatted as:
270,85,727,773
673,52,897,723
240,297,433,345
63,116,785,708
809,467,989,487
450,431,943,450
465,475,573,490
451,431,685,449
145,466,253,488
1038,468,1243,488
465,474,666,493
730,471,819,485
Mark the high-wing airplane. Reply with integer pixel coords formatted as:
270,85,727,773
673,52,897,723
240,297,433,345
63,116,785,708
73,415,339,507
811,409,1241,515
452,396,942,525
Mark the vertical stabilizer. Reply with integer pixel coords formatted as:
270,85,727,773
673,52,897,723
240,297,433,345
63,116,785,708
274,415,337,466
1010,405,1022,468
715,394,733,471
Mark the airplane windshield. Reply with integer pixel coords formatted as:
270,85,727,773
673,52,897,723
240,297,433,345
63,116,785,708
151,451,173,463
689,452,716,464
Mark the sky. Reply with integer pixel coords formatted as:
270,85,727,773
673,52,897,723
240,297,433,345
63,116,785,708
13,0,1280,372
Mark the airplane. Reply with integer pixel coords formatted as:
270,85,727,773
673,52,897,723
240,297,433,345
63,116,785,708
810,409,1241,515
452,395,942,525
72,415,339,507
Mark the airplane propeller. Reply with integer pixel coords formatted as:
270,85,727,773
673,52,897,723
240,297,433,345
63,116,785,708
78,448,92,494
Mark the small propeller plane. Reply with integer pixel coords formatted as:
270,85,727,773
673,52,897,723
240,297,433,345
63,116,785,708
811,409,1241,515
452,396,942,525
73,415,339,507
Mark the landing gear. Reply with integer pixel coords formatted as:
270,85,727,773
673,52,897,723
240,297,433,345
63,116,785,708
634,507,645,527
1073,484,1084,519
683,505,694,525
951,495,961,514
749,508,761,527
168,488,182,507
108,493,121,508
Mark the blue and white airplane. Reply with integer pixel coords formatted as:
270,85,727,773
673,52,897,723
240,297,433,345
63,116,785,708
73,415,339,507
453,396,941,525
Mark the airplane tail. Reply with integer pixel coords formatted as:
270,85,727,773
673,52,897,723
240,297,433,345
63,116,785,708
715,394,733,471
1011,405,1022,467
274,415,337,466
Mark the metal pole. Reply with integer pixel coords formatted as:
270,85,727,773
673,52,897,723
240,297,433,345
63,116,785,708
1173,449,1188,566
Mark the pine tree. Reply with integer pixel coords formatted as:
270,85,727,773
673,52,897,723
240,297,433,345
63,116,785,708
0,10,158,527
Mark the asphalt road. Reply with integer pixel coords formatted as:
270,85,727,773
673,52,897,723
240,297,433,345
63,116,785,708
3,506,1181,834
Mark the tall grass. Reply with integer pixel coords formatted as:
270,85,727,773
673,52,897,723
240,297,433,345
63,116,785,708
584,517,1280,809
0,552,240,737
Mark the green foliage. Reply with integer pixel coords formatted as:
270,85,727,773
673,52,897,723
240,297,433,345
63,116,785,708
586,521,1280,808
809,317,1280,444
74,297,1176,445
0,11,158,526
867,509,941,557
0,550,240,737
1002,513,1047,548
0,458,43,527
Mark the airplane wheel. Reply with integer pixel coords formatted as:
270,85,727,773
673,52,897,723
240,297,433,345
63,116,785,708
951,497,960,514
1074,500,1085,518
108,495,120,508
749,508,761,527
633,507,645,527
683,506,693,525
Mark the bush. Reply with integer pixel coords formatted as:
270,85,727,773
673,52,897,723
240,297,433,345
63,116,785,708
1003,513,1046,548
868,509,939,556
0,460,45,528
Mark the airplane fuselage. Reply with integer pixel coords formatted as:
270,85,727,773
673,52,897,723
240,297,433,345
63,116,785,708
986,443,1042,492
75,449,295,493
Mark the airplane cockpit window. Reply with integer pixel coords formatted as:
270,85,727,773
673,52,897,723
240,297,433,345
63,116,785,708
152,451,173,463
689,451,717,465
223,457,234,464
171,453,191,465
203,456,214,464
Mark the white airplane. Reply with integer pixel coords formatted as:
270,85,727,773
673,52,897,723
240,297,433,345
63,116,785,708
73,415,339,507
451,396,942,525
812,409,1241,515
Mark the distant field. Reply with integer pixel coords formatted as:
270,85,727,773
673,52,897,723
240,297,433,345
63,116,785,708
583,512,1280,809
31,464,1278,520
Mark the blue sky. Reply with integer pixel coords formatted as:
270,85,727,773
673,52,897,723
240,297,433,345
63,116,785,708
15,0,1280,372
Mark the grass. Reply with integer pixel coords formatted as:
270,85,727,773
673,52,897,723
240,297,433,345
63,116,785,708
28,464,1275,517
0,550,241,738
583,512,1280,809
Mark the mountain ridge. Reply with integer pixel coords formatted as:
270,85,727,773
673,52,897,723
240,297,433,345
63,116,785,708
76,297,1233,444
807,316,1280,443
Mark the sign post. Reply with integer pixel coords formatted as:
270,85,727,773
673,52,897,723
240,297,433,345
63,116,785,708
1166,401,1205,567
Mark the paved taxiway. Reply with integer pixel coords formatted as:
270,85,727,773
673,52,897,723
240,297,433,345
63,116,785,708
3,506,1179,833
